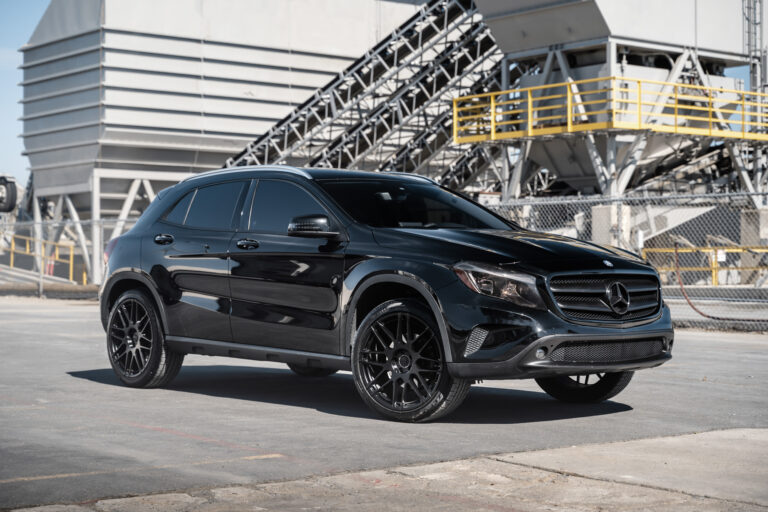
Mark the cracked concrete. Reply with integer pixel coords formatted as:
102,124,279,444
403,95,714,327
10,429,767,512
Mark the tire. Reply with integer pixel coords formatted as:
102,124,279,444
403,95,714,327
351,299,471,422
0,177,17,213
287,364,338,377
535,371,634,403
106,289,184,388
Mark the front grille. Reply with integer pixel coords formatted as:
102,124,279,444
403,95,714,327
548,274,660,323
550,339,665,363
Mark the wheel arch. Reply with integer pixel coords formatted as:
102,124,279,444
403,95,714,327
343,271,454,363
100,270,168,334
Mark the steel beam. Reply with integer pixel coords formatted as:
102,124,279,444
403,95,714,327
142,179,156,202
64,195,92,279
614,137,648,195
90,175,102,284
110,179,141,241
507,142,530,200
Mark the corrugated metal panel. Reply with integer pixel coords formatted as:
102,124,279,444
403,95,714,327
476,0,748,62
21,0,423,217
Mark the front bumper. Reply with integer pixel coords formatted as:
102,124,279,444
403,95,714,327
436,279,674,380
447,330,672,379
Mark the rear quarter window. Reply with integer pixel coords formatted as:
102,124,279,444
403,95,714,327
162,181,247,230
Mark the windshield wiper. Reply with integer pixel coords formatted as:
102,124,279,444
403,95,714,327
397,222,438,229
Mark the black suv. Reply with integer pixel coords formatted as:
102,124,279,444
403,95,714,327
100,166,673,422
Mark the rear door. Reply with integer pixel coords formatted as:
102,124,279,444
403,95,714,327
143,179,249,342
229,179,346,354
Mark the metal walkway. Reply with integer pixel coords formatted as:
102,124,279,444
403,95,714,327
454,77,768,144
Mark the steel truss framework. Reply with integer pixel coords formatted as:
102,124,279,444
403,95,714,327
451,47,768,202
226,0,501,181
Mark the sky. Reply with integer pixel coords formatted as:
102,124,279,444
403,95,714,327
0,0,50,184
0,1,754,187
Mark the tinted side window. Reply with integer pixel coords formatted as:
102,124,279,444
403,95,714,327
249,180,328,233
184,181,246,230
164,190,194,225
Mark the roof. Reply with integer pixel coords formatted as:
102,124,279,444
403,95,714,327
184,165,436,184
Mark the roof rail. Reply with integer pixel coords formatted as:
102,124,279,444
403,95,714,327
182,165,313,183
380,170,438,185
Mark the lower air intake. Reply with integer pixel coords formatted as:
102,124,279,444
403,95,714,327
464,327,489,357
550,339,665,363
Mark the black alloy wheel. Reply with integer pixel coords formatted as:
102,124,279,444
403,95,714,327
107,290,184,388
535,371,634,403
109,298,152,377
352,299,470,422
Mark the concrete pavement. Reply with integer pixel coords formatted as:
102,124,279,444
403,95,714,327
11,429,767,511
1,297,766,510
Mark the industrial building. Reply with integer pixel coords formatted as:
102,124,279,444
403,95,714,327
6,0,768,284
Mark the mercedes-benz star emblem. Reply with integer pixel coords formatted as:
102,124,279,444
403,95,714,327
603,259,614,268
607,281,630,315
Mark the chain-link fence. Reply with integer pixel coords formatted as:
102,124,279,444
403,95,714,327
491,192,768,330
0,218,137,287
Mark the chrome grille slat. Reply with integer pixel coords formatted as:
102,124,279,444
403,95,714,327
555,300,611,313
549,274,660,322
549,283,607,294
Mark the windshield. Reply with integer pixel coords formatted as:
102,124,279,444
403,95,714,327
317,179,514,230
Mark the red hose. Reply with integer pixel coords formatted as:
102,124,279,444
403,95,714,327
673,243,764,323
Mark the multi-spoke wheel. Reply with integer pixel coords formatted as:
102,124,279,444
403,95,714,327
107,290,184,388
287,364,338,377
535,371,634,403
351,299,470,422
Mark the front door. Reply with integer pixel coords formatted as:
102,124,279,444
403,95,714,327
229,179,346,354
143,179,249,342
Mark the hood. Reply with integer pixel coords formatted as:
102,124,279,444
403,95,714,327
374,228,650,273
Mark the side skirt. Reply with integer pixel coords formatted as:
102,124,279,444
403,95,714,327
166,336,351,371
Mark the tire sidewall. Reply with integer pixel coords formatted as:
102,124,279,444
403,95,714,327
106,289,164,387
351,299,453,422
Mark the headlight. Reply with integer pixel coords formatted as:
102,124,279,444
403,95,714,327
452,262,545,310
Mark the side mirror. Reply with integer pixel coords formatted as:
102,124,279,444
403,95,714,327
287,214,340,239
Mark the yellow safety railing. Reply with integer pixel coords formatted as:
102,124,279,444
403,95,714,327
453,76,768,144
641,246,768,286
2,232,81,284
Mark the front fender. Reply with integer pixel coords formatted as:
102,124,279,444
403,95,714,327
341,257,457,362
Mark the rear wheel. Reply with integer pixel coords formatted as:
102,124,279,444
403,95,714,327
535,372,633,403
106,289,184,388
351,299,470,422
287,364,338,377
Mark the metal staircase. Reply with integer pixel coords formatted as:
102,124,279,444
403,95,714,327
226,0,501,180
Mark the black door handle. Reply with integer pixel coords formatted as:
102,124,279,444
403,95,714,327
154,234,174,245
236,238,260,250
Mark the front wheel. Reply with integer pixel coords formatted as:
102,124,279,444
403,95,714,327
351,299,470,422
106,289,184,388
535,372,633,403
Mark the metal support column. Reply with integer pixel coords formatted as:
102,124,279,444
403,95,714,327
90,174,102,284
64,195,92,279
